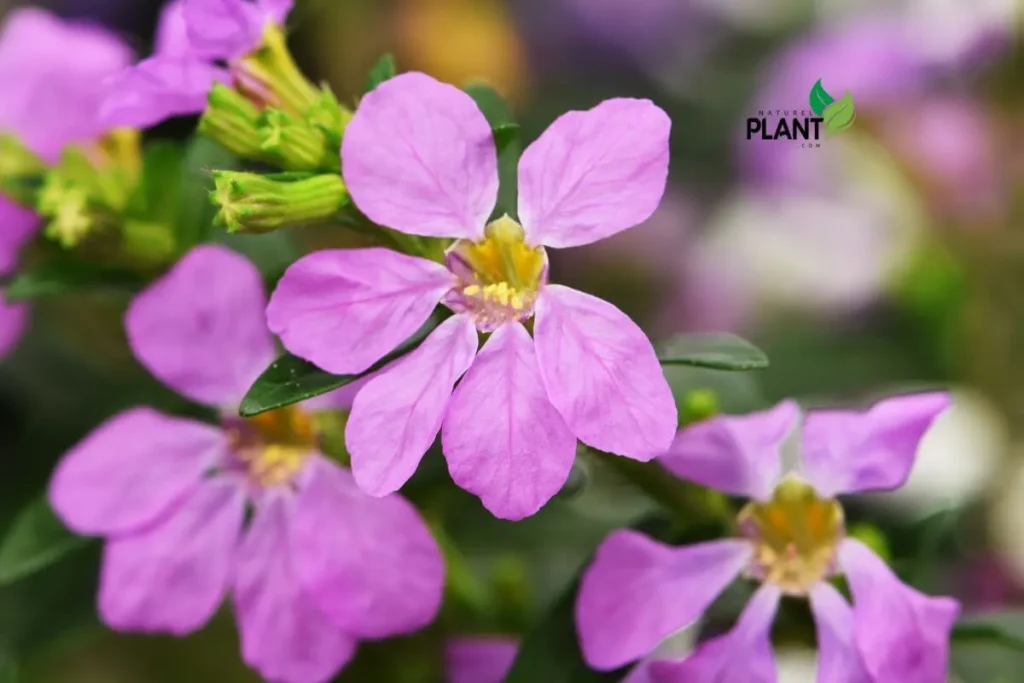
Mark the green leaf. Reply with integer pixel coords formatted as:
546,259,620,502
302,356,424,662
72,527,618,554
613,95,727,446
823,92,856,134
239,313,446,417
504,573,628,683
364,53,397,93
464,83,519,219
4,259,145,302
809,78,836,117
0,662,15,683
953,614,1024,652
0,498,91,586
952,611,1024,683
177,136,239,250
657,333,769,371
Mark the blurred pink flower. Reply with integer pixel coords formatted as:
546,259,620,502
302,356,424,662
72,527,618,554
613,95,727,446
268,72,677,520
48,245,444,683
100,0,294,128
0,7,131,357
881,96,1003,221
577,393,958,681
445,637,519,683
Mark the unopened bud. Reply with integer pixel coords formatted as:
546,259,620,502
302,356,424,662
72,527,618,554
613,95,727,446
258,109,340,173
236,24,319,116
212,171,348,234
199,84,270,161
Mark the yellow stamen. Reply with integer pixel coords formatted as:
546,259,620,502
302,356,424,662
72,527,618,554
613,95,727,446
737,475,844,595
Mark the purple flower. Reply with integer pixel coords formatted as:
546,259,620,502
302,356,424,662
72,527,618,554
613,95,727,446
576,393,959,682
267,72,677,520
445,637,519,683
100,0,293,128
48,245,444,683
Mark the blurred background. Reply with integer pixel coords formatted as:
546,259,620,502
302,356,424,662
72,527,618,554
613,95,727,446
0,0,1021,681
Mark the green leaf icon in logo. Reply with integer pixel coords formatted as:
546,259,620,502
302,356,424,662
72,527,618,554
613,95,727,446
809,78,835,117
823,92,856,134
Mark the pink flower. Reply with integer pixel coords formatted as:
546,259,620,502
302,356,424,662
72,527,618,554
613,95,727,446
445,637,519,683
576,393,959,682
100,0,293,128
0,8,131,356
48,245,444,683
267,72,677,520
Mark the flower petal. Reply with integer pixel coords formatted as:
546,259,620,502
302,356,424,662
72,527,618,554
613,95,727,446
49,407,227,536
517,98,670,248
99,55,226,129
648,585,780,683
0,199,37,275
183,0,264,61
445,637,519,683
838,539,959,683
534,285,676,461
341,72,498,240
235,495,357,683
126,245,276,408
442,323,577,520
809,582,871,683
800,392,952,497
575,530,751,670
0,8,133,158
291,458,444,638
257,0,294,24
98,479,244,634
154,0,190,57
267,248,453,375
658,400,799,501
0,295,26,359
347,314,478,495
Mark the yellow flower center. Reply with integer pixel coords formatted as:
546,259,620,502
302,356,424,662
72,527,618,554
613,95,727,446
228,406,317,488
445,215,548,331
737,475,845,595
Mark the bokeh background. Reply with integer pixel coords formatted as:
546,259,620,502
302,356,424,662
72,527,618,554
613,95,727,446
0,0,1021,681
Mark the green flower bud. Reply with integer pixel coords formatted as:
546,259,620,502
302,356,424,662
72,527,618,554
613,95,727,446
236,24,320,116
305,88,353,149
212,171,348,234
199,84,270,161
258,109,341,173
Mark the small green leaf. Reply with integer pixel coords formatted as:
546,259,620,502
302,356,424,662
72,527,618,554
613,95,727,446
657,333,769,371
239,313,446,416
823,92,856,134
364,53,397,93
952,611,1024,683
4,260,145,302
809,78,836,117
504,574,628,683
0,498,91,586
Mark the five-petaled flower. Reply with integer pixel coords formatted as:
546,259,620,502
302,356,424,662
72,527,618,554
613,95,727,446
48,245,444,683
100,0,294,129
0,7,132,356
267,71,678,520
576,393,958,683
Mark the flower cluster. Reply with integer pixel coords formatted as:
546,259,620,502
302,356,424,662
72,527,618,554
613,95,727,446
0,3,966,683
